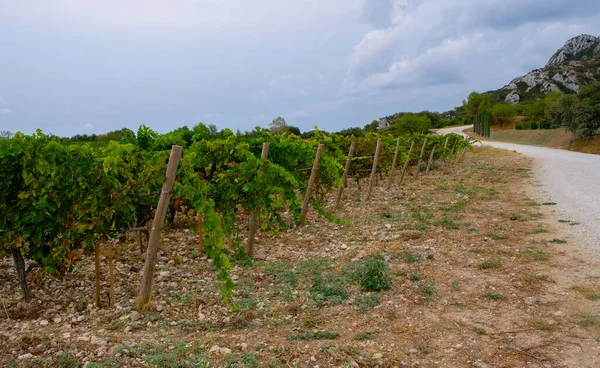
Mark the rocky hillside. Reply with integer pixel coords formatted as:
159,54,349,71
493,34,600,104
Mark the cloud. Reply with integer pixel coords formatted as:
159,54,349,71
0,108,15,115
82,123,94,129
344,0,600,95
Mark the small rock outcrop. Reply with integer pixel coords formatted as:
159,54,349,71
546,34,600,67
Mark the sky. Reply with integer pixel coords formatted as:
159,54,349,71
1,0,600,136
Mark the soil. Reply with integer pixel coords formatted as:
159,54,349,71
1,147,600,368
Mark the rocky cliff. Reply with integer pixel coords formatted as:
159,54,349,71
497,34,600,104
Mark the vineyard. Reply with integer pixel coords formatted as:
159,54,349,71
0,126,471,309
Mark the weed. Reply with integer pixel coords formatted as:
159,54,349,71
181,293,195,305
426,253,435,260
485,291,505,300
110,320,125,331
542,202,557,206
348,254,392,292
287,330,339,341
571,285,600,300
353,294,379,312
452,280,460,289
579,314,600,327
408,273,422,281
355,332,373,341
530,318,560,331
298,258,333,274
529,227,549,234
524,273,550,284
242,354,259,368
477,257,502,269
467,227,480,233
474,327,487,335
419,281,437,299
387,312,398,320
435,215,460,229
487,232,507,240
401,248,423,263
177,320,195,331
418,342,432,354
471,248,482,254
56,351,80,368
550,238,567,244
522,247,551,261
310,272,348,306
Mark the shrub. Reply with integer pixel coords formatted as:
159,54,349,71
530,121,539,130
310,272,348,306
515,123,524,130
349,254,393,292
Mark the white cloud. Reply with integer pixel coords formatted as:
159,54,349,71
343,0,600,96
0,108,15,115
82,123,94,129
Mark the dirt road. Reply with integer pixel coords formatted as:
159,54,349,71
438,125,600,250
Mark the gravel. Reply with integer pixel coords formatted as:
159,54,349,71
437,126,600,251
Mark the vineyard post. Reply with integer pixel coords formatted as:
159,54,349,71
94,243,101,308
335,141,355,209
414,138,428,177
108,242,115,307
138,145,183,307
399,140,415,184
366,138,382,201
246,142,270,257
300,144,325,226
426,144,437,173
386,138,401,190
443,136,449,155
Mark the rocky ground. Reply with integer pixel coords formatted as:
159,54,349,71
1,147,600,368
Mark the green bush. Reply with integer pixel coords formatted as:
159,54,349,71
349,254,393,292
310,272,348,306
515,123,524,130
530,121,539,130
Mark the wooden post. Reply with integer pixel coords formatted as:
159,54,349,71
414,138,428,177
138,145,183,307
246,143,270,257
300,144,324,226
94,243,101,308
426,144,437,173
335,141,355,209
399,140,415,185
108,242,115,307
386,138,401,190
366,138,381,201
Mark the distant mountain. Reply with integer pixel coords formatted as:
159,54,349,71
492,34,600,104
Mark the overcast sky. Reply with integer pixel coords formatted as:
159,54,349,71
1,0,600,136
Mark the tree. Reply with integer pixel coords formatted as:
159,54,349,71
546,94,578,128
391,114,432,135
269,116,287,134
462,92,491,123
0,131,13,139
491,104,517,127
287,125,301,136
364,120,379,132
571,82,600,139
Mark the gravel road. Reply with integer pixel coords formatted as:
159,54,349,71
437,125,600,250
